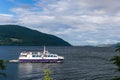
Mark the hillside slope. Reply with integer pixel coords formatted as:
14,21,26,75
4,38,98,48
0,25,71,46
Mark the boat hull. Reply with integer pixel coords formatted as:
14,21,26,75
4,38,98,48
19,59,63,63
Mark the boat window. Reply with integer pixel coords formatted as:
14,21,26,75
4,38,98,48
39,55,41,57
22,55,27,57
54,55,57,57
32,55,35,57
51,55,53,57
36,55,38,57
20,55,27,57
48,55,50,57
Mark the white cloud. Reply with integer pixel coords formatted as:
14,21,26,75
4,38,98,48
0,13,17,24
0,0,120,45
19,15,55,24
85,40,99,44
103,39,120,44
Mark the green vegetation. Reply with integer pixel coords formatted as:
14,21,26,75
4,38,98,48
0,60,6,77
0,25,71,46
111,56,120,71
112,77,120,80
115,45,120,52
111,44,120,80
111,45,120,71
44,69,53,80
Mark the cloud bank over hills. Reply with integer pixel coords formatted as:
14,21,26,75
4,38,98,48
0,0,120,45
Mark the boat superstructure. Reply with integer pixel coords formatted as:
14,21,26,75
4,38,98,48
18,46,64,63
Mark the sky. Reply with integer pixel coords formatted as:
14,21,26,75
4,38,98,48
0,0,120,45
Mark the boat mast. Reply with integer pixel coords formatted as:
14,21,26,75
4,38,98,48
43,46,46,54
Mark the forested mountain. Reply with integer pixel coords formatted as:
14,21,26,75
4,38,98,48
0,25,71,46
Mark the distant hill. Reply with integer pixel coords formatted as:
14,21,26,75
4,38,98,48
0,25,71,46
96,43,120,47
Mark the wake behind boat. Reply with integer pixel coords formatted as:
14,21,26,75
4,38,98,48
18,46,64,63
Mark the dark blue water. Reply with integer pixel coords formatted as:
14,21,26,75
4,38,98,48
0,46,120,80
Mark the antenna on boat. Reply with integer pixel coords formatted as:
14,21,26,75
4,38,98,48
43,45,46,54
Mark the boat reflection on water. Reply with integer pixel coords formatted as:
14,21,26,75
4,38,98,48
17,63,63,80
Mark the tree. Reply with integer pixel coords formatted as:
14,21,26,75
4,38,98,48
111,44,120,80
115,45,120,53
111,56,120,71
44,69,53,80
0,60,6,77
111,45,120,68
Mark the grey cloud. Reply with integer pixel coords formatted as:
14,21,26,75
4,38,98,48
1,0,120,45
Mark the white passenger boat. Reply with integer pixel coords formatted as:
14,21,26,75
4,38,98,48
18,46,64,63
